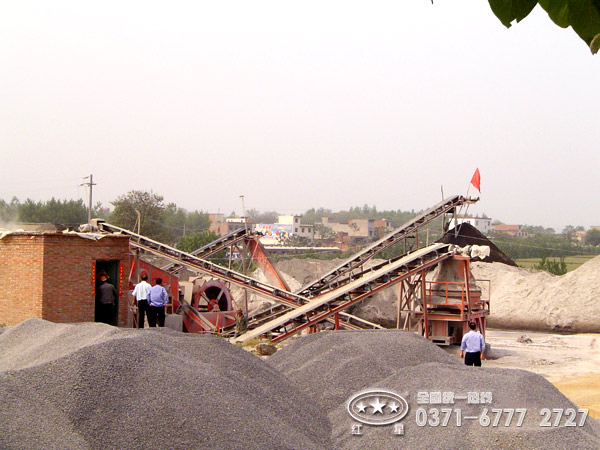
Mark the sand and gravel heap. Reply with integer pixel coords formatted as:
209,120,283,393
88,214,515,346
269,329,459,411
0,319,331,450
472,255,600,332
270,330,600,450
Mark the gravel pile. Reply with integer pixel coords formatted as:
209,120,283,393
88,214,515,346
270,330,600,450
3,320,598,449
269,330,459,411
0,318,331,450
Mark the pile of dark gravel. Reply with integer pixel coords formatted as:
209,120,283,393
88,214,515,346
269,329,459,412
270,330,600,450
0,319,331,450
3,322,599,450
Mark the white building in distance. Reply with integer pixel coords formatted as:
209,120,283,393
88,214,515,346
451,216,492,235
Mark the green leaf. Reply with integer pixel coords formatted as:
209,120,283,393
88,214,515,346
591,33,600,53
539,0,600,46
488,0,538,27
570,0,600,43
538,0,571,27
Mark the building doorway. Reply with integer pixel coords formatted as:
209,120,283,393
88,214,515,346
95,260,120,325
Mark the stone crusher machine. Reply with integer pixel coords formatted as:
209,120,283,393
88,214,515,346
398,252,490,345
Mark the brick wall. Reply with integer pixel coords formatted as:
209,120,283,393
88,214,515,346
0,232,130,327
0,234,45,326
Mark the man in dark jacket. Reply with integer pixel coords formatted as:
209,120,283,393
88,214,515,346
97,275,118,325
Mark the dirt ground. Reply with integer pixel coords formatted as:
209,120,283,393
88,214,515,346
444,328,600,418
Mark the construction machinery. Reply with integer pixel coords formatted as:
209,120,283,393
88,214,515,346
92,194,489,345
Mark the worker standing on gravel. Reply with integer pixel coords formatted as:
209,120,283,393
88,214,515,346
132,274,151,328
147,278,169,327
460,322,486,366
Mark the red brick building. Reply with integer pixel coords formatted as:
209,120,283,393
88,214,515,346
0,231,130,327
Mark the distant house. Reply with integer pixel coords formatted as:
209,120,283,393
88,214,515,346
491,224,530,237
451,216,492,235
373,218,394,238
276,215,313,240
209,214,250,236
255,215,313,245
320,217,377,249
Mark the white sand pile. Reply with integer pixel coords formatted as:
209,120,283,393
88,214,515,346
275,258,343,287
275,255,600,333
0,319,332,450
472,256,600,332
270,330,600,450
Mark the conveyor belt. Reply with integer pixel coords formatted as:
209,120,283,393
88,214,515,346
232,243,453,343
96,221,370,331
161,227,251,273
298,195,467,298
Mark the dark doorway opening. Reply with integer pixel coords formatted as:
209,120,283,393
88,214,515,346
95,260,120,325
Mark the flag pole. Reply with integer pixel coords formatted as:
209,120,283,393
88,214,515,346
457,170,479,237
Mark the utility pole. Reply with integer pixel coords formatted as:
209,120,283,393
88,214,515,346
81,174,96,223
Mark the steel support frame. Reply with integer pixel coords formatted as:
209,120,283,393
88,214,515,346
410,256,489,342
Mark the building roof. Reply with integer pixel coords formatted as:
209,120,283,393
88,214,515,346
492,224,522,231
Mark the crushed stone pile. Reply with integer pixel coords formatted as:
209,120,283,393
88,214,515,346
471,255,600,332
269,330,459,411
0,319,332,450
270,330,600,450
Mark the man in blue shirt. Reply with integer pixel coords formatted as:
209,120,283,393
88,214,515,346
460,322,486,366
147,278,169,327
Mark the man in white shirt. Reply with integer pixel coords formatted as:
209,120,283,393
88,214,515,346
132,274,151,328
460,322,486,366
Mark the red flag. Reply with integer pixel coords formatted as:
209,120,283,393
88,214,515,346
470,168,481,192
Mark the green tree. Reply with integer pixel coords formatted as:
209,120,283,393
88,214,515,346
18,199,43,222
314,223,336,240
164,203,186,242
110,190,167,241
0,197,20,224
176,231,219,253
92,202,111,220
586,228,600,246
17,198,87,224
488,0,600,54
534,256,568,275
247,209,279,224
185,210,211,234
163,204,210,243
561,225,583,244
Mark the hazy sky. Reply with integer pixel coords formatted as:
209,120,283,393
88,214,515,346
1,1,598,231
